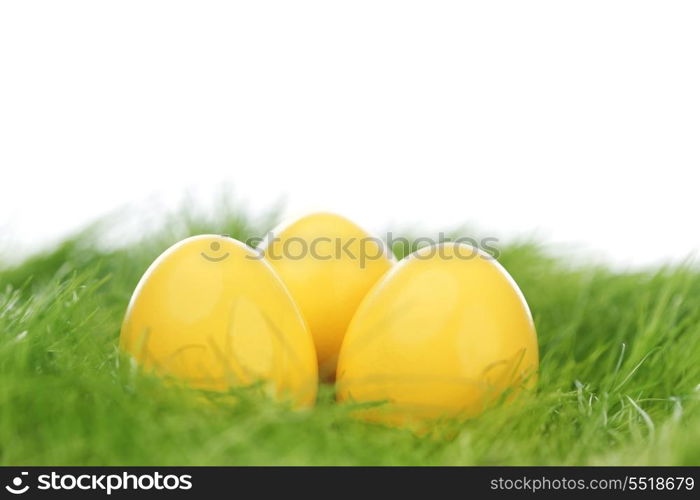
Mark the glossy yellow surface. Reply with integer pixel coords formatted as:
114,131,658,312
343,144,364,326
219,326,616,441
120,235,318,407
262,213,393,380
336,242,539,425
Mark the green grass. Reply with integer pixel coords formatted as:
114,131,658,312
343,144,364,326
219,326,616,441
1,205,700,466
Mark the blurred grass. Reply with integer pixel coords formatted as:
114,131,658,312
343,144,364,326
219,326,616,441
1,205,699,465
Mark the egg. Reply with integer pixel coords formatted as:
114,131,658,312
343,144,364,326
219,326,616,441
120,235,318,407
336,242,538,425
261,213,394,380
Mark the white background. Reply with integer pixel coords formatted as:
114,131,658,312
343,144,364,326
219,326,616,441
1,1,699,267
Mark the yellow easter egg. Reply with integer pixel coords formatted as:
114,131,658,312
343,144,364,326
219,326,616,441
261,213,393,380
336,242,538,425
120,235,318,407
